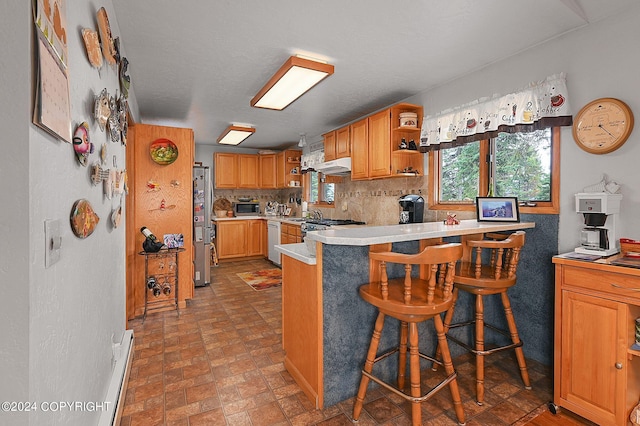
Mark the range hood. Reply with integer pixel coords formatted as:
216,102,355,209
313,157,352,176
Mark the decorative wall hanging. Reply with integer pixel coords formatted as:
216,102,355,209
100,143,108,164
420,73,573,152
110,197,123,229
70,199,100,238
146,180,161,192
91,162,109,185
112,36,121,63
104,169,115,199
33,0,71,143
72,121,93,166
107,94,121,143
150,139,179,165
118,94,128,145
119,57,131,98
149,198,176,212
96,7,116,66
81,28,102,68
94,88,110,131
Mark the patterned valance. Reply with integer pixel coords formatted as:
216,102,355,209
419,73,572,152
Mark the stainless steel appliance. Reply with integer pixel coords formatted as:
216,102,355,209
193,166,212,287
575,192,622,256
267,220,281,265
398,194,424,224
233,202,260,216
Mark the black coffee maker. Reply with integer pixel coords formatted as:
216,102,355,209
398,194,424,224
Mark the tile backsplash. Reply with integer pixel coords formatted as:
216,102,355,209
315,175,475,226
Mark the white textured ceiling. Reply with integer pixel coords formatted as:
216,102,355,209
111,0,636,149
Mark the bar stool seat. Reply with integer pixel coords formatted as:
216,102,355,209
352,243,466,426
439,231,530,406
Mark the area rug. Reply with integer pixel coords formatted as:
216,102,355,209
237,269,282,291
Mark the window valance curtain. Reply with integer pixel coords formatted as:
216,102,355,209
419,73,572,152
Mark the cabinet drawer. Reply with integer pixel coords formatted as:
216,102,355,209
563,265,640,302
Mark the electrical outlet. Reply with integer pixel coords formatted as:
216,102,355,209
44,219,62,268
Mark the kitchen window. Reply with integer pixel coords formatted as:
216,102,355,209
305,171,335,207
428,127,560,214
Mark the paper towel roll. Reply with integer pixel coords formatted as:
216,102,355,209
301,201,308,215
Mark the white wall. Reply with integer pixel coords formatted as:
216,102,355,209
0,3,31,424
405,5,640,253
1,1,133,425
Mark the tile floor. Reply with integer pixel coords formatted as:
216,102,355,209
120,258,590,425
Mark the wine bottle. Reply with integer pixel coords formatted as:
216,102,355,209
141,226,164,253
140,227,157,242
146,276,157,289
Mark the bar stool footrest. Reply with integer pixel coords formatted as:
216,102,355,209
361,368,458,404
446,320,523,355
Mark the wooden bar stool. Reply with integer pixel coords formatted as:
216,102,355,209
437,230,530,406
352,243,466,426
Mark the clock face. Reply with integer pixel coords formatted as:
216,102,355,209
573,98,634,154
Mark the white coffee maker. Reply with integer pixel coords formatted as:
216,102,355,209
575,192,622,256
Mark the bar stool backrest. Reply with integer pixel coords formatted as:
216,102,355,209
467,231,525,281
369,243,463,305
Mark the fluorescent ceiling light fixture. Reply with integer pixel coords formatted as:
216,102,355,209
217,125,255,145
251,55,334,110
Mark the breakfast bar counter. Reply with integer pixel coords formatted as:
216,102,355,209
277,216,558,409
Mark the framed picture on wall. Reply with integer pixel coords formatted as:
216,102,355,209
476,197,520,222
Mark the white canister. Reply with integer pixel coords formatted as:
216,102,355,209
399,112,418,127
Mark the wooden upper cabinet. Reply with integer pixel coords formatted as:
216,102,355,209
259,154,277,188
276,152,286,188
214,152,238,188
237,154,259,188
368,109,392,178
350,118,369,180
323,131,336,161
336,126,350,158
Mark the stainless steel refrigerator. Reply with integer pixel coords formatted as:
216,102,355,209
193,166,212,287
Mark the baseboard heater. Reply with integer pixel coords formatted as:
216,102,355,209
98,330,134,426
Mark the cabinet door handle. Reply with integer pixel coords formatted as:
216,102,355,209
615,362,623,370
611,283,640,291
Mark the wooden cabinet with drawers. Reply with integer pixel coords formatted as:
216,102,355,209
281,223,302,244
552,256,640,425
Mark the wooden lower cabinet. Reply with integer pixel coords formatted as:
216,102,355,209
282,254,322,408
248,220,266,256
553,258,640,425
216,219,266,259
281,223,302,244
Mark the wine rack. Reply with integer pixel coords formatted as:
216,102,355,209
139,248,184,322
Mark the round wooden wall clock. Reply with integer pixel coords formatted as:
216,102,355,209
572,97,634,154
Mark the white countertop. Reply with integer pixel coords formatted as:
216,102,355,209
275,243,317,265
303,219,535,246
213,215,305,225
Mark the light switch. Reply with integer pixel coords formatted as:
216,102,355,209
45,219,62,268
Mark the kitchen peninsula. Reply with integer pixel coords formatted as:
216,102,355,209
276,217,558,409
